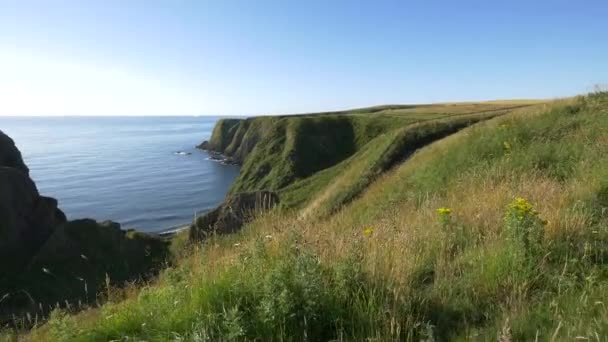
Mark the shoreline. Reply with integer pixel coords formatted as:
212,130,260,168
151,148,240,238
155,224,189,237
204,151,239,165
197,141,240,166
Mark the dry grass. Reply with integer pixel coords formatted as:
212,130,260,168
15,93,608,341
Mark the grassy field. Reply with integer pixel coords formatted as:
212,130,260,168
5,93,608,341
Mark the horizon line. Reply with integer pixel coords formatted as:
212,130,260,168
0,96,561,119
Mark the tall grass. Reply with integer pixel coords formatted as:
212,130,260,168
19,93,608,341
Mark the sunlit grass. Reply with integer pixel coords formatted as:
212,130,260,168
16,92,608,340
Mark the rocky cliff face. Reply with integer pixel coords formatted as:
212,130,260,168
0,130,168,322
190,190,279,241
0,131,67,274
197,117,278,164
0,131,29,174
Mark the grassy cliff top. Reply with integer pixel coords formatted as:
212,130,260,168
14,93,608,341
203,101,543,204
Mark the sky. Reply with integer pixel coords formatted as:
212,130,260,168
0,1,607,116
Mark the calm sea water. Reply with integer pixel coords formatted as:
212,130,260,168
0,116,240,233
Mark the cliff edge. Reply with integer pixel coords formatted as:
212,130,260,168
0,131,168,322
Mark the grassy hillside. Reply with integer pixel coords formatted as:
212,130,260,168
9,93,608,341
204,102,537,201
281,111,510,214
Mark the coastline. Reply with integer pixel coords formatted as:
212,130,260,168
154,149,239,238
155,224,189,237
205,151,239,165
199,144,240,165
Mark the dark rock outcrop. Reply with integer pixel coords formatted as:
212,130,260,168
2,219,169,320
25,219,168,300
190,191,279,241
0,131,29,174
0,131,66,275
0,130,168,322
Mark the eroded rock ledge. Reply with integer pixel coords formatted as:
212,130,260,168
189,190,279,241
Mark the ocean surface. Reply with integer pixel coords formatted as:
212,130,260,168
0,116,240,233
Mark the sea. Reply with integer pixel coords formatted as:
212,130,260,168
0,116,240,233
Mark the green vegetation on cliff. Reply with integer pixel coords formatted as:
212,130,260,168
281,112,505,213
203,117,279,164
10,94,608,341
202,102,535,210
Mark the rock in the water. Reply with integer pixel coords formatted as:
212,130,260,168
190,191,279,241
206,151,238,165
196,140,209,149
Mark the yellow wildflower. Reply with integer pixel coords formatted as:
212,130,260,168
510,197,534,214
437,207,452,215
363,227,374,236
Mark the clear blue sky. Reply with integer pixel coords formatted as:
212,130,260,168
1,0,607,116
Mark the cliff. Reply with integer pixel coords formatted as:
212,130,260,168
198,117,278,164
0,131,29,174
0,131,168,322
0,131,67,275
189,190,279,241
199,104,520,212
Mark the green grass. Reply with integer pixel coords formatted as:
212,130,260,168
9,94,608,341
204,118,241,151
229,114,418,192
281,111,506,214
208,102,536,201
